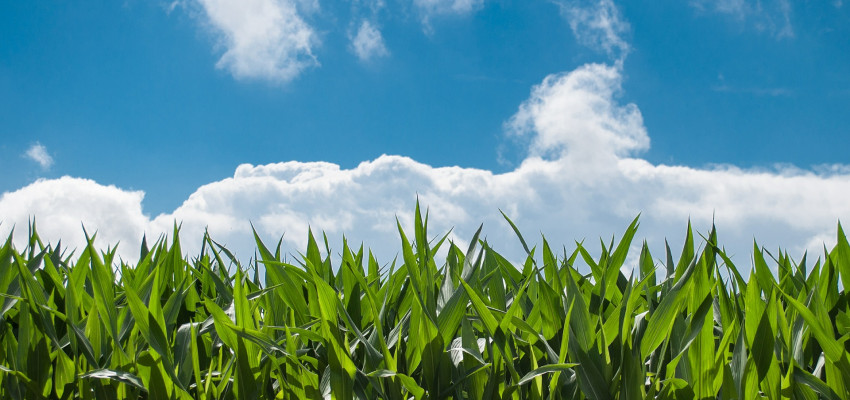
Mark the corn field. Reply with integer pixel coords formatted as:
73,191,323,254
1,204,850,399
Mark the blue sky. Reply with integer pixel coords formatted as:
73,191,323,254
2,0,850,264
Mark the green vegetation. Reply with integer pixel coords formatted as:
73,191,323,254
2,204,850,399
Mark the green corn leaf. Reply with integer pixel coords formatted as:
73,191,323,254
80,369,147,392
515,363,578,386
835,222,850,296
500,209,532,257
125,284,180,388
368,370,425,399
53,349,75,398
775,285,846,362
793,366,842,400
459,280,500,335
640,255,697,360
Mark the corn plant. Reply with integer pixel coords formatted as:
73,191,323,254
1,203,849,399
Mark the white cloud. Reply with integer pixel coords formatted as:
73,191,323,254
193,0,319,83
350,20,389,61
3,63,849,272
0,177,148,260
556,0,630,61
25,143,54,170
691,0,794,38
507,63,648,169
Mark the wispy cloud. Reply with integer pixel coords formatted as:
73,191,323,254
691,0,794,38
713,74,793,96
164,1,181,15
413,0,485,29
713,84,792,97
192,0,319,83
350,20,389,62
352,0,386,14
555,0,630,62
413,0,484,17
25,143,54,170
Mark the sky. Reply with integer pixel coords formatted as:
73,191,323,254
2,0,850,268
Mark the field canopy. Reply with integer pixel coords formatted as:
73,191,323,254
2,205,850,399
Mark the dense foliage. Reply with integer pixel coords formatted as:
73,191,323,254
2,205,850,399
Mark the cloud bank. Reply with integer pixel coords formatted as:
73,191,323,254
3,63,849,269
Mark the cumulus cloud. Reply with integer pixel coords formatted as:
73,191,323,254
508,63,647,169
0,177,148,259
2,64,849,271
25,143,54,170
691,0,794,38
193,0,319,83
350,20,389,61
556,0,630,61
